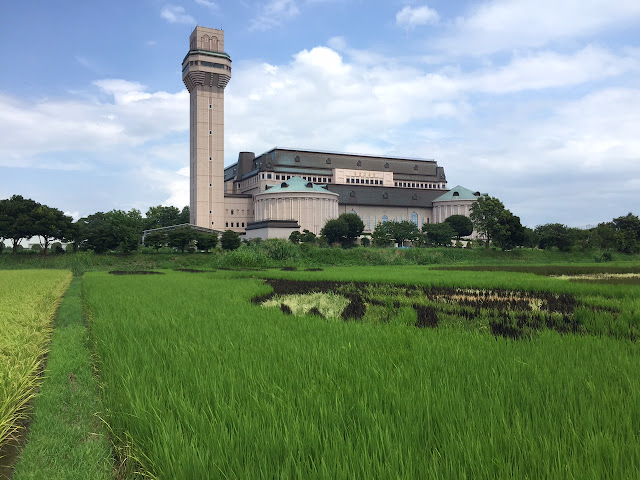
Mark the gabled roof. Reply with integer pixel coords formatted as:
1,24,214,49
432,185,482,202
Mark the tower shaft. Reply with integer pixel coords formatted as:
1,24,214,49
182,27,231,229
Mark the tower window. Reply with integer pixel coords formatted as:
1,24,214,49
295,156,300,162
357,160,362,166
209,105,212,109
209,131,212,134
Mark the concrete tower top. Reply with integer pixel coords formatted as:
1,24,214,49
189,26,225,53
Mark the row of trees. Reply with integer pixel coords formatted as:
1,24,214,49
2,193,639,254
0,195,196,254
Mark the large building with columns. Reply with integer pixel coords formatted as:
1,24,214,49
183,26,480,238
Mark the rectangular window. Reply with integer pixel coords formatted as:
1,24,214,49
328,179,331,183
225,222,228,227
276,175,280,180
367,215,370,230
267,174,272,179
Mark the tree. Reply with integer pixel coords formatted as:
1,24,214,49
422,222,456,247
220,229,241,250
79,209,143,254
372,221,421,247
289,231,301,244
390,221,421,246
444,215,473,240
195,231,218,251
32,205,73,255
301,229,317,244
535,223,574,252
492,211,525,250
67,221,84,253
469,196,506,250
144,231,168,252
0,195,40,254
340,213,365,245
612,212,640,254
179,206,190,224
321,218,349,245
167,227,196,252
144,205,186,230
372,221,393,247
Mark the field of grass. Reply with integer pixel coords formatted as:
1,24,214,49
0,270,71,473
83,267,640,479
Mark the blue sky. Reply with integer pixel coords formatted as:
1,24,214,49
1,0,639,227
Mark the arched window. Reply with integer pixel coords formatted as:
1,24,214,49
211,36,218,50
295,155,300,162
453,191,459,197
202,35,210,49
231,209,234,215
382,215,388,223
356,160,362,166
411,212,418,226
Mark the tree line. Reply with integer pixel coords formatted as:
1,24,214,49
1,193,638,254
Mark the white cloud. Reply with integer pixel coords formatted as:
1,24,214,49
396,5,439,29
195,0,218,10
466,46,640,93
160,5,195,24
439,0,640,55
249,0,300,31
0,82,187,166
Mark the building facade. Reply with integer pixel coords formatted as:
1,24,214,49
184,27,479,239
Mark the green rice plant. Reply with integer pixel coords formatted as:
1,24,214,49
84,269,640,479
0,270,71,455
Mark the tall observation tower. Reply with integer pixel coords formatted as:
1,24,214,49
182,27,231,228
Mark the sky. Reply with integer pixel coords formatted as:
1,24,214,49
0,0,639,228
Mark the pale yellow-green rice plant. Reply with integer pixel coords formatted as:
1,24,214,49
0,270,71,449
262,292,350,319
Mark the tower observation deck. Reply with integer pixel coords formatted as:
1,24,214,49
182,26,232,229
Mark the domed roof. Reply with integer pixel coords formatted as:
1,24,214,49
262,176,335,194
433,185,483,202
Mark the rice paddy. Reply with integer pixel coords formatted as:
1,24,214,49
80,267,640,479
0,270,71,469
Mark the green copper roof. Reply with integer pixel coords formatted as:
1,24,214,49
262,176,336,194
433,185,482,202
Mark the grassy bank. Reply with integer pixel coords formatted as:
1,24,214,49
1,244,639,273
83,269,640,479
12,278,113,480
